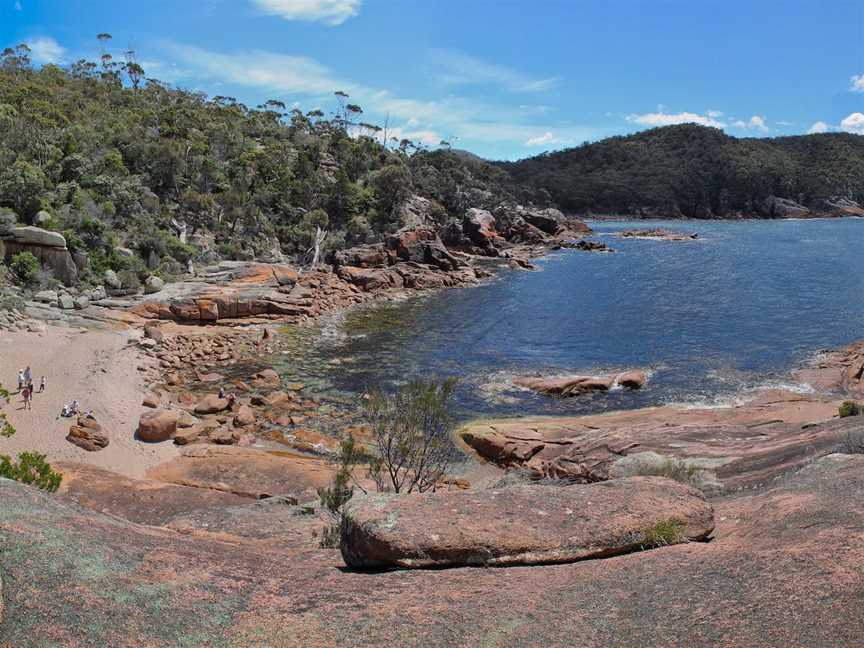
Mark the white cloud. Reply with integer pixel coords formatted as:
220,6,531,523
807,120,829,134
250,0,360,25
748,115,768,132
841,112,864,133
731,115,769,132
433,50,559,93
625,110,726,128
25,36,67,64
707,110,723,118
525,132,559,146
850,74,864,92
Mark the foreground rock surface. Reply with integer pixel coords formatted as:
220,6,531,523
341,478,713,569
3,453,864,645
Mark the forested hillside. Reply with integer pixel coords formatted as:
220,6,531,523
0,42,540,284
502,124,864,218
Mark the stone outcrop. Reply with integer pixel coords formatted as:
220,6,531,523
761,195,810,218
194,394,229,415
460,389,849,488
137,409,178,442
815,197,864,217
341,478,714,569
66,415,109,452
514,371,646,397
618,229,698,241
462,208,502,253
795,339,864,398
392,194,445,228
332,243,388,268
386,226,462,271
1,226,78,285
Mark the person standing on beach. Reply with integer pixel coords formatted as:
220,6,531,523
23,365,31,385
22,384,31,410
39,376,46,393
17,370,24,392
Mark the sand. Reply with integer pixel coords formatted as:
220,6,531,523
0,324,178,478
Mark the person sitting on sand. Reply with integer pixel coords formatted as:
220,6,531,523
58,400,80,419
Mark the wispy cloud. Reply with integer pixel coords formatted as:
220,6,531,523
432,50,560,93
807,120,829,134
250,0,360,25
625,110,726,129
25,36,67,64
850,74,864,92
161,43,600,153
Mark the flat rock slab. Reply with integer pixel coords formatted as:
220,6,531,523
341,477,714,569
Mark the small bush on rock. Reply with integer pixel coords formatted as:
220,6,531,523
0,451,62,492
839,401,861,418
640,519,686,550
631,458,702,486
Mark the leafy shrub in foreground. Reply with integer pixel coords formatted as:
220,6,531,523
839,401,860,418
0,451,62,492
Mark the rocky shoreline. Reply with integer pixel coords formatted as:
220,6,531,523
5,213,864,645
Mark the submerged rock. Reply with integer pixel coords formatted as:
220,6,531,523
340,478,714,569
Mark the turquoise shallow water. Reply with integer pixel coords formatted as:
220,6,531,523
273,218,864,420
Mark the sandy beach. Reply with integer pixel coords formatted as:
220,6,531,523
0,325,178,478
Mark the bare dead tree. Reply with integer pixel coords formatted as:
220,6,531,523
310,226,327,266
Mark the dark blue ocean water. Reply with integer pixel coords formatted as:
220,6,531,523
274,219,864,419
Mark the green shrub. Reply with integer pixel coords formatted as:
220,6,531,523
10,251,39,284
0,451,62,492
839,401,860,418
317,434,361,548
639,519,686,550
118,269,141,290
0,412,14,438
630,458,702,486
364,378,461,494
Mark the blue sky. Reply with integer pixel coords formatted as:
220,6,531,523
4,0,864,159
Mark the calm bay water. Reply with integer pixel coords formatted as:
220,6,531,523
273,219,864,420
